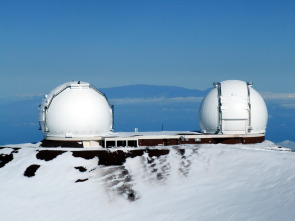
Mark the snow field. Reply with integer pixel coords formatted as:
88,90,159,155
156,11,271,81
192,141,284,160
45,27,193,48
1,141,295,221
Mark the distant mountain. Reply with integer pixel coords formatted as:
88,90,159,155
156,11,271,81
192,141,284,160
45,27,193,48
99,84,210,99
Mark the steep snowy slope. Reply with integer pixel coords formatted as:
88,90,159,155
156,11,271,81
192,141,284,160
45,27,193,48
0,141,294,221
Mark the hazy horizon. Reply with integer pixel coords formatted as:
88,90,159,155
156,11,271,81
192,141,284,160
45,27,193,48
0,84,294,145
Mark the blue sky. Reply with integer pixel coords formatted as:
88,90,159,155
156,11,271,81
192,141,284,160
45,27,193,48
1,0,295,98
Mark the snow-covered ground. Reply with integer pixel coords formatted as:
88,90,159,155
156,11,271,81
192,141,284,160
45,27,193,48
1,141,295,221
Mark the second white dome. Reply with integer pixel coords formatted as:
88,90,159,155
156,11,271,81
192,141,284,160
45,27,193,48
199,80,268,135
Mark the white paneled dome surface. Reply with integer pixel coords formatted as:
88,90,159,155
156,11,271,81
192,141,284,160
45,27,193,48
39,81,113,140
199,80,268,134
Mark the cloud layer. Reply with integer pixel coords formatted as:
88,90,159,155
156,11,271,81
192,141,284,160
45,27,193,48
110,97,204,105
261,92,295,100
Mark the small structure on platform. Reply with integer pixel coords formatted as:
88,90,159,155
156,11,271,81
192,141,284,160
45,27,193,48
39,80,268,148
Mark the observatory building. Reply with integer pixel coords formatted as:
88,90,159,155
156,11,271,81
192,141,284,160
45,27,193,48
39,80,267,148
199,80,268,135
39,81,113,145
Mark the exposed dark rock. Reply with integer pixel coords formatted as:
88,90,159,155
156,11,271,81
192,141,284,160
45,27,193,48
36,150,66,161
0,148,20,168
0,153,14,168
24,164,41,177
157,173,163,180
102,165,138,201
0,147,173,167
75,178,88,183
72,150,98,160
148,149,170,158
176,148,185,156
121,169,129,176
123,188,137,202
151,168,157,173
74,166,87,172
72,149,170,166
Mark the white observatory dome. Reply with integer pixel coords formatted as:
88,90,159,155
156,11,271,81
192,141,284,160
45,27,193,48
39,81,113,140
199,80,268,135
